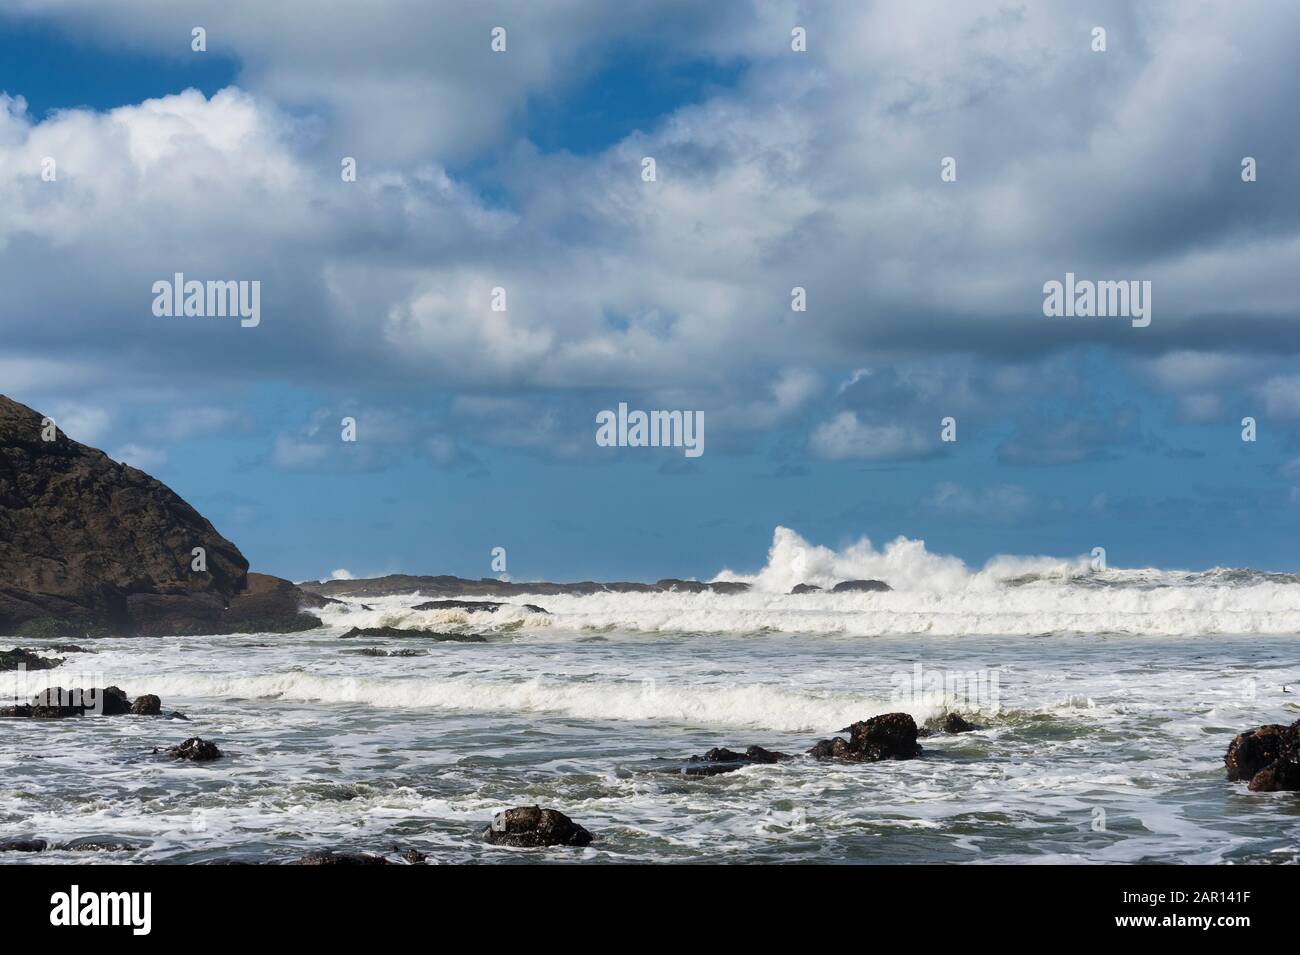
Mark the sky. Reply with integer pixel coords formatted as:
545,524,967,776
1,0,1299,582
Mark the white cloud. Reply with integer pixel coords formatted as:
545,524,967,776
809,411,932,461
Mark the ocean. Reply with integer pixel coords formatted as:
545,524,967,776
3,529,1299,864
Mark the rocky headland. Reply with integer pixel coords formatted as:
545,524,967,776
0,394,324,638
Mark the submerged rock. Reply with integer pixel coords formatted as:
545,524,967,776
342,647,429,657
942,713,978,734
159,737,223,762
0,838,47,853
809,712,922,762
339,626,486,642
1226,721,1300,792
790,583,822,594
683,745,791,776
830,579,892,593
483,806,593,848
0,647,63,671
295,850,392,866
411,598,549,614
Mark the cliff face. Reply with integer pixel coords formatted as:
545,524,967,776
0,394,319,637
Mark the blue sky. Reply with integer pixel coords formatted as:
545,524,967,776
2,1,1299,582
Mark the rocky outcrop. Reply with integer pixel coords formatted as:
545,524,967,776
2,686,170,719
790,583,822,594
683,745,791,776
0,648,63,671
0,395,321,637
131,694,162,716
809,712,922,762
482,806,593,848
1225,721,1300,792
160,737,223,761
411,598,548,614
339,626,486,642
830,579,892,593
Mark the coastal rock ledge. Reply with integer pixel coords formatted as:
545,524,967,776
0,394,323,638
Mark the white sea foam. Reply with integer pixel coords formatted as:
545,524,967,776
0,668,940,732
310,528,1300,638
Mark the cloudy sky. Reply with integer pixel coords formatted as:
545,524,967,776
2,0,1299,581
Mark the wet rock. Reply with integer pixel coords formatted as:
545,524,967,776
164,711,190,721
684,745,791,776
339,626,486,642
943,713,978,733
295,850,392,865
158,737,223,762
790,583,822,594
0,838,47,853
0,647,63,671
49,644,93,654
830,579,892,593
2,685,131,718
411,598,549,614
483,806,593,848
59,837,145,852
343,647,429,657
809,712,922,762
131,694,162,716
1225,723,1292,782
1226,721,1300,792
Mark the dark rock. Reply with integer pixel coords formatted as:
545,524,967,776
0,838,47,852
411,598,548,614
707,582,751,595
49,644,93,654
790,583,822,594
1225,723,1291,782
295,850,392,865
343,647,429,657
1226,721,1300,792
809,712,922,762
655,578,709,593
2,685,131,718
0,647,63,671
399,848,428,865
943,713,977,734
1248,757,1300,792
483,806,592,848
684,745,791,776
164,711,190,721
131,694,162,716
159,737,223,761
830,579,892,593
603,582,660,593
0,394,320,637
58,837,145,852
339,626,486,642
219,573,323,635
